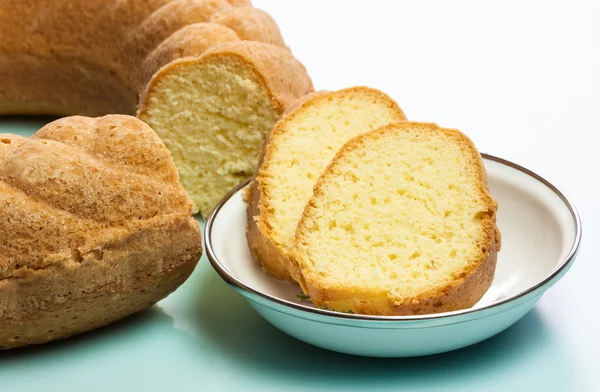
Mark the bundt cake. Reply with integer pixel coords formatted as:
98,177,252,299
0,115,202,349
292,122,499,315
0,0,313,216
247,87,406,282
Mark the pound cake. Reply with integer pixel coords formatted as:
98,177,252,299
292,122,500,316
139,42,312,217
0,0,313,216
0,115,202,349
247,87,407,281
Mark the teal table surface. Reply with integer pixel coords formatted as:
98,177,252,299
0,117,594,391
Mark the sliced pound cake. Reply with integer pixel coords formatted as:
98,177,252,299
292,122,500,315
139,42,312,217
247,87,407,281
0,0,311,218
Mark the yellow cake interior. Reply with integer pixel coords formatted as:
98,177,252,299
140,57,280,216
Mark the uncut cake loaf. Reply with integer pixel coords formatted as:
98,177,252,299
0,0,313,216
0,115,202,349
247,87,407,281
292,122,500,316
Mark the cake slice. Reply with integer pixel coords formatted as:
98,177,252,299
138,41,313,217
247,87,407,281
292,122,500,316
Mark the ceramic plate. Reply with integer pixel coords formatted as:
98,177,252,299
206,154,582,357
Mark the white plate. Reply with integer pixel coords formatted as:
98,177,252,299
205,154,581,357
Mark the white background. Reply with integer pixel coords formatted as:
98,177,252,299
256,0,599,389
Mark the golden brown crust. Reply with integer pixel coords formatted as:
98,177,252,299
226,0,252,6
128,0,233,64
141,23,241,89
140,5,288,91
0,0,176,115
33,115,182,184
292,121,499,315
138,41,313,117
246,179,294,281
0,54,138,117
0,115,202,349
210,7,286,47
247,87,405,282
0,214,200,350
0,262,195,350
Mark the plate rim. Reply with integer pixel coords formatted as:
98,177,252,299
204,153,582,323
